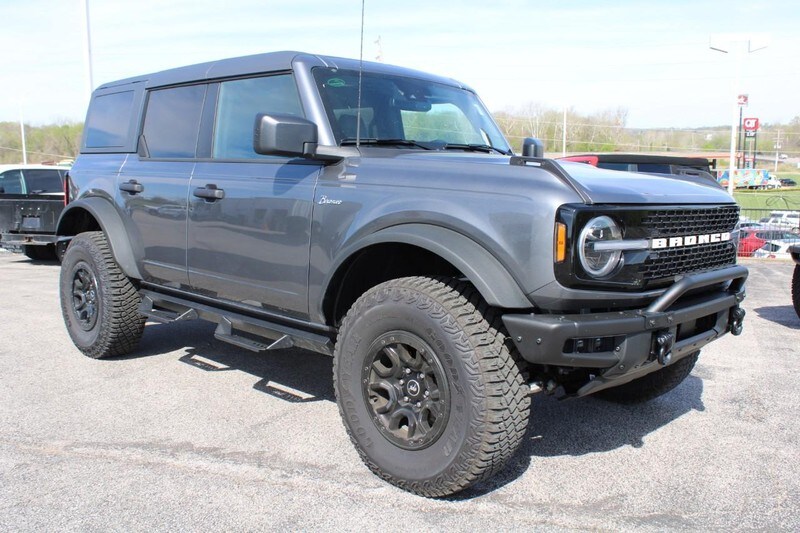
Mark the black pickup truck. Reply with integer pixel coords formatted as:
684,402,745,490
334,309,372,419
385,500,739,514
0,164,68,260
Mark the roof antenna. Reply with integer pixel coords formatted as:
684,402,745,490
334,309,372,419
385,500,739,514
356,0,365,148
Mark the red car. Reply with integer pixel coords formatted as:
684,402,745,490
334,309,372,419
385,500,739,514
738,228,800,257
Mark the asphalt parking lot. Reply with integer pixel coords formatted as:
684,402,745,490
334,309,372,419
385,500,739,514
0,250,798,531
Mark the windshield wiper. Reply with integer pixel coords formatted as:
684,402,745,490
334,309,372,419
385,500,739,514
441,143,511,155
340,138,432,150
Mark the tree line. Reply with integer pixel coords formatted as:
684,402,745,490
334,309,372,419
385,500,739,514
0,121,82,165
496,104,800,157
2,110,799,165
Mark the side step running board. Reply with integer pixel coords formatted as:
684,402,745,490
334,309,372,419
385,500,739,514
214,318,294,353
138,289,334,356
139,295,198,323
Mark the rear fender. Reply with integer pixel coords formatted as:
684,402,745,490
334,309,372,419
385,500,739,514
57,197,142,280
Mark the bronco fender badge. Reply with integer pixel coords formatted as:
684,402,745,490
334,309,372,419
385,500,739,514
651,232,732,249
318,195,343,205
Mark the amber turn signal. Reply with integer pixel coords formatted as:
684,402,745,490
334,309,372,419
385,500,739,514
555,222,567,263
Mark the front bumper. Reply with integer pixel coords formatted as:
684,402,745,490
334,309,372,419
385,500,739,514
502,265,748,397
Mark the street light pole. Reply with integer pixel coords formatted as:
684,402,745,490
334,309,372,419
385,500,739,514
80,0,94,103
709,34,768,196
19,105,27,165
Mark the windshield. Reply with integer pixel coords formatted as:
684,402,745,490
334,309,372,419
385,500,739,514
313,67,510,153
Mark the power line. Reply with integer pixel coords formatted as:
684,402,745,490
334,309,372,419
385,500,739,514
0,145,74,160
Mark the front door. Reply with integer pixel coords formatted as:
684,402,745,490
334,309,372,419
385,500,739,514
186,73,319,317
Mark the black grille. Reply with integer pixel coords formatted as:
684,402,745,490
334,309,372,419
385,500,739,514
641,242,737,281
638,205,739,283
639,206,739,237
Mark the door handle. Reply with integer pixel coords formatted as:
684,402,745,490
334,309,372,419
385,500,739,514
119,180,144,194
193,184,225,200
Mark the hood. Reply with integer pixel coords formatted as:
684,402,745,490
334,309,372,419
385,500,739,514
553,161,734,205
362,150,736,206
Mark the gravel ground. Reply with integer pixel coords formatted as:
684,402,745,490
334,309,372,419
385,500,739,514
0,250,798,531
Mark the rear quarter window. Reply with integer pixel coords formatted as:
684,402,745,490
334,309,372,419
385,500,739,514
84,91,136,149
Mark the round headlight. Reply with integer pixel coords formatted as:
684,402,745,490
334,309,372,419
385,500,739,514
578,216,622,278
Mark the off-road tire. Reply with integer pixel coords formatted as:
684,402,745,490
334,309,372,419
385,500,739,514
333,276,530,497
792,265,800,319
59,231,145,359
596,351,700,404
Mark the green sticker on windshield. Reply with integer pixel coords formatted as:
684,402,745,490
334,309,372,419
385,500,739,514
328,78,346,88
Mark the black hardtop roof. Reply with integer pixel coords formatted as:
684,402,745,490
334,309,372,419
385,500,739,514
570,153,713,167
95,51,470,92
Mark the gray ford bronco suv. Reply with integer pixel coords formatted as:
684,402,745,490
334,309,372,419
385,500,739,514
58,51,747,497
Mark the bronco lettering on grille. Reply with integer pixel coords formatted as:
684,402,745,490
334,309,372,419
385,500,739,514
650,232,732,249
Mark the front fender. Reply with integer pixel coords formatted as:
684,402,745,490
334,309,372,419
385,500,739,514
327,223,533,309
57,197,142,280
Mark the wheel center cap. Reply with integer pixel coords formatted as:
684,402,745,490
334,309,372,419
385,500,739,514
406,379,421,397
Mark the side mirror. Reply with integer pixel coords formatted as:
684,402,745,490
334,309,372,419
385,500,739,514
254,114,318,158
522,137,544,158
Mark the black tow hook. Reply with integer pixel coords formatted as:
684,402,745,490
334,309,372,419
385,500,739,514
653,331,675,366
729,307,746,336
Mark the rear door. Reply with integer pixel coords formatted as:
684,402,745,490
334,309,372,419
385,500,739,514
118,84,206,287
187,73,321,317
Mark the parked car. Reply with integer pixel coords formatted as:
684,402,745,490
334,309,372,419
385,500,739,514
779,178,797,187
753,240,796,259
737,217,764,230
0,164,68,260
558,153,722,188
57,50,748,497
736,228,798,257
758,211,800,234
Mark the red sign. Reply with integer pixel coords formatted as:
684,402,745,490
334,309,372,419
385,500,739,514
743,117,759,131
737,94,749,106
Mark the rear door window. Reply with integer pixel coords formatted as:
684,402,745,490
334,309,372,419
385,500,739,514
142,85,206,158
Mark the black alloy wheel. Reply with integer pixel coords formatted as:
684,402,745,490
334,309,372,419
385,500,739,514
363,331,450,450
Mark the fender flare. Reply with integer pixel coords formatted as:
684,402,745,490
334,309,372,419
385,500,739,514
57,197,143,280
331,224,532,309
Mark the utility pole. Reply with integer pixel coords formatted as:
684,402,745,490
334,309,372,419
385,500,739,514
562,106,567,157
709,34,769,195
774,130,781,173
81,0,94,103
19,106,27,165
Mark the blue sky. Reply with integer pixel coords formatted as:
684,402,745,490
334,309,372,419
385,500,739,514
1,0,798,128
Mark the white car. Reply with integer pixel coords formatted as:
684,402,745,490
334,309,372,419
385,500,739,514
753,240,795,259
760,211,800,234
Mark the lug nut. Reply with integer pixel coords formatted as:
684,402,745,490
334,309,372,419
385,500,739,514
403,396,409,402
404,368,411,375
399,379,405,385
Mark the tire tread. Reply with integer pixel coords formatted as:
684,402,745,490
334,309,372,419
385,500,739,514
60,231,144,359
333,276,531,497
